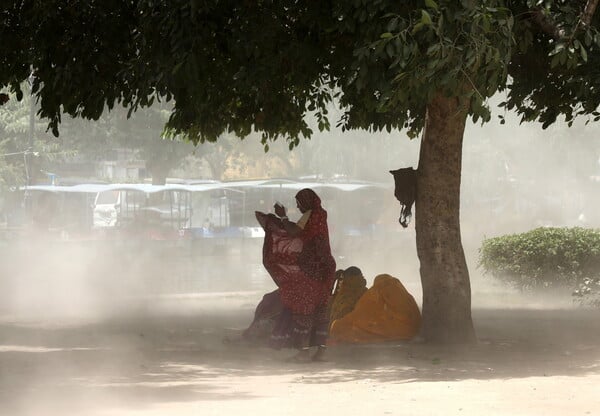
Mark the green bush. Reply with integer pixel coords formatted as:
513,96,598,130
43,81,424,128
572,277,600,307
478,227,600,291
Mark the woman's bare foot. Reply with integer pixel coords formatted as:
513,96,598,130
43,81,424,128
312,346,328,362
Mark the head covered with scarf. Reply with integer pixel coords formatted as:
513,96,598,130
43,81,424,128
329,266,368,323
295,188,322,213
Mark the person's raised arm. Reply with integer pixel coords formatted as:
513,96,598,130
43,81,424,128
281,217,302,237
274,202,302,237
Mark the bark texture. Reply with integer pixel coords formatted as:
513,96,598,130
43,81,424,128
416,91,476,344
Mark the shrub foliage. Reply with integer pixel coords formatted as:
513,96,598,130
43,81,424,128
479,227,600,290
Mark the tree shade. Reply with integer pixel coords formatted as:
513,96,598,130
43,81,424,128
2,0,599,343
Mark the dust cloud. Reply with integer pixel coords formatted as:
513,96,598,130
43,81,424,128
2,106,599,320
1,104,600,416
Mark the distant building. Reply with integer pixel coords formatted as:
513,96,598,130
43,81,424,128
95,148,146,181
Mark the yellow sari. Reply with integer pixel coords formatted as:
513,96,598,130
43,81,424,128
329,274,421,344
328,273,368,324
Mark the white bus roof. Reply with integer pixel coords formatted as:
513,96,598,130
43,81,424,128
22,179,389,194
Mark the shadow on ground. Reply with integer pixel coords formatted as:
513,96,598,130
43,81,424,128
1,307,599,414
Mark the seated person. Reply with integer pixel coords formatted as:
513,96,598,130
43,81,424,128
328,266,368,324
237,267,347,346
238,267,386,346
241,289,284,345
329,274,421,345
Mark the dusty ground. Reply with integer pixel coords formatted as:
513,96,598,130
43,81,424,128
1,241,599,415
1,290,600,416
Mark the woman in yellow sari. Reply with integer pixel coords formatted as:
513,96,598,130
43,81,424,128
329,274,421,344
328,266,368,324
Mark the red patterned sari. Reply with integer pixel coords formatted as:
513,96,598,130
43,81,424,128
256,189,336,348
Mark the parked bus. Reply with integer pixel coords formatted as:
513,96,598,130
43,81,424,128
18,179,392,243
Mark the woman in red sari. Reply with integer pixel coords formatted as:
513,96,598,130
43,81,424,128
256,188,336,362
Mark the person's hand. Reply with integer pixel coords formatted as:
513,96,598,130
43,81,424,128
274,203,286,218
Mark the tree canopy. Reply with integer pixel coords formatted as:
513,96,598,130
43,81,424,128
2,0,599,343
2,1,598,142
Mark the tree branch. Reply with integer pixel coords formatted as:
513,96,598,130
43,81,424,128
581,0,599,27
530,1,599,41
530,7,565,40
569,0,598,45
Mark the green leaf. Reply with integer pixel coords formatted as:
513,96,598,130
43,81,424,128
426,43,441,56
380,32,394,39
424,0,438,9
421,10,432,25
580,46,588,62
172,61,184,75
549,43,565,56
412,22,425,34
386,42,395,58
482,16,491,32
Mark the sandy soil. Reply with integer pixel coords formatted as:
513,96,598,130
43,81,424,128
1,291,600,416
0,241,598,415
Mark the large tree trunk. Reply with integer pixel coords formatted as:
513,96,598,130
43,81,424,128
416,91,476,344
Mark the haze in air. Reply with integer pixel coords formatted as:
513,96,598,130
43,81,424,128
1,101,599,416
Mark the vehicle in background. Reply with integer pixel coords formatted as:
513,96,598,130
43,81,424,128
93,190,122,228
18,179,391,242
